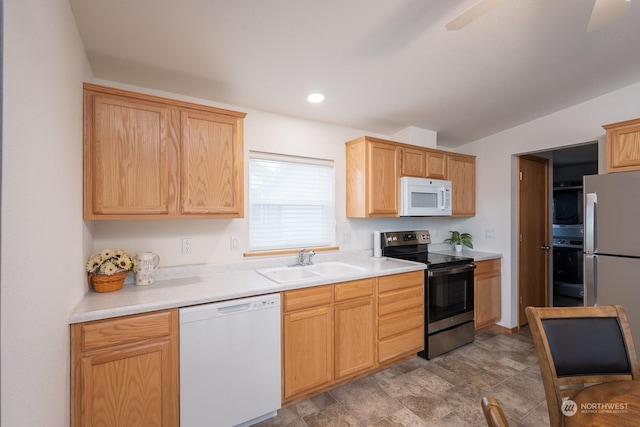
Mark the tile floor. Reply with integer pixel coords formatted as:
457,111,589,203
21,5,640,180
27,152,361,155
255,327,550,427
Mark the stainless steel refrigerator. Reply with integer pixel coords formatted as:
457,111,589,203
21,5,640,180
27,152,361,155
584,171,640,349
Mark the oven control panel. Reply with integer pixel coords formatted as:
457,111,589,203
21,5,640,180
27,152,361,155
381,230,431,247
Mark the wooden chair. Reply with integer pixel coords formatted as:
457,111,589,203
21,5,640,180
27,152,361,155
525,305,640,427
481,396,510,427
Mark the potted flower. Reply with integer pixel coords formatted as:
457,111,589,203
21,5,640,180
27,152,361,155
444,231,473,252
86,249,137,292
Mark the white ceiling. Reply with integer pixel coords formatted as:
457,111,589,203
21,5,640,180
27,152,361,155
68,0,640,147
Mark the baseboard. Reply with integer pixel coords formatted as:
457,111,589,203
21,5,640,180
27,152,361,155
491,323,520,334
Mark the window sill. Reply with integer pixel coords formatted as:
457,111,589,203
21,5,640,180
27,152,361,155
243,246,340,258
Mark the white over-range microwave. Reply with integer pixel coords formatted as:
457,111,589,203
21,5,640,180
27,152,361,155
399,176,452,216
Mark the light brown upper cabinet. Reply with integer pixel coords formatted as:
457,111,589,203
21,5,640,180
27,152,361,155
346,136,400,217
425,149,447,179
400,147,447,179
347,136,475,218
604,118,640,173
447,153,476,217
401,147,427,177
83,84,245,220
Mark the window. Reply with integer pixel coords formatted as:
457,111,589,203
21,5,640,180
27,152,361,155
249,152,335,251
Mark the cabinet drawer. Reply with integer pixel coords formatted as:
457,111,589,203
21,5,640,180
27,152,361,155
378,271,423,293
379,306,423,340
81,310,173,351
378,285,423,316
335,279,374,302
475,258,501,276
378,327,423,363
283,285,332,312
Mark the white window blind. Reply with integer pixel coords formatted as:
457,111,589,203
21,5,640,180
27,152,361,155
249,152,335,251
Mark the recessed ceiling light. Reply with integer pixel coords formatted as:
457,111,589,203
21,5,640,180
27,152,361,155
307,93,325,103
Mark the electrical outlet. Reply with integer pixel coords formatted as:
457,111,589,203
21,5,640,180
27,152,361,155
230,236,240,250
486,229,496,239
342,232,351,244
182,238,192,254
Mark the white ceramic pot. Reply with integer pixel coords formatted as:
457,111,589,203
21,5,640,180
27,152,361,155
135,252,160,285
455,244,463,252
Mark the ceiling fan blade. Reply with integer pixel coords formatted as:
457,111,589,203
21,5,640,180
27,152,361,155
587,0,630,32
446,0,506,31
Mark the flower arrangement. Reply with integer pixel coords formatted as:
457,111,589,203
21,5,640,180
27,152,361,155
86,249,137,276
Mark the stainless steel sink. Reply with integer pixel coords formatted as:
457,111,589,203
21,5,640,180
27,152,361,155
257,262,367,284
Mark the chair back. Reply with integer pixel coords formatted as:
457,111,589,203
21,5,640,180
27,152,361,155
525,305,640,427
481,396,509,427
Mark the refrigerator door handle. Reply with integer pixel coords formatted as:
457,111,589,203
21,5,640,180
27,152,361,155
585,192,597,254
584,254,597,306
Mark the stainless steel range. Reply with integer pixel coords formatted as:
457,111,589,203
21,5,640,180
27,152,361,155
381,230,476,359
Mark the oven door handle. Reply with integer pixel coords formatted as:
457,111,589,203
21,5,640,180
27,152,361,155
428,263,475,277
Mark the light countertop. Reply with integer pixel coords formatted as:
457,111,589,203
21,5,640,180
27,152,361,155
71,254,426,324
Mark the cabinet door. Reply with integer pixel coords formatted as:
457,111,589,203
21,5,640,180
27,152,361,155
606,119,640,173
76,339,176,427
181,110,243,216
447,153,476,216
401,147,427,177
283,306,333,401
88,94,170,216
378,326,424,364
71,310,179,427
426,150,447,179
474,260,502,330
368,141,400,216
334,297,375,380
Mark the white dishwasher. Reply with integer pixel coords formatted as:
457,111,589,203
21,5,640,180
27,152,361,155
180,294,281,427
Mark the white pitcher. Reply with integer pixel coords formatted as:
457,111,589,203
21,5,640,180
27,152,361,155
135,252,160,286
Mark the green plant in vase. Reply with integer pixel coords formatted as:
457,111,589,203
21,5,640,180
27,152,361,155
444,230,473,252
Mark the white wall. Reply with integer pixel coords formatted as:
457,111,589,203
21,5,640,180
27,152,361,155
91,80,467,267
2,0,90,425
459,81,640,329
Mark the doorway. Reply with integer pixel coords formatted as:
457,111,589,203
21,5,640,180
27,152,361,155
550,144,598,307
517,155,550,326
516,143,598,327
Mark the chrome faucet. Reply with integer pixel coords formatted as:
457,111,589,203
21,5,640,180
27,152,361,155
291,248,315,266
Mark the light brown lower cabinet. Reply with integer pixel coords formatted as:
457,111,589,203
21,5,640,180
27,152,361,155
70,309,179,427
282,300,334,400
474,258,502,330
71,272,424,419
282,272,424,404
334,280,376,380
378,271,424,363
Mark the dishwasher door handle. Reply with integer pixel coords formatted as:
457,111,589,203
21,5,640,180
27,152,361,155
217,303,252,315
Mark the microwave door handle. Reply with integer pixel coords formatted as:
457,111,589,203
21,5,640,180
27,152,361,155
439,187,445,210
